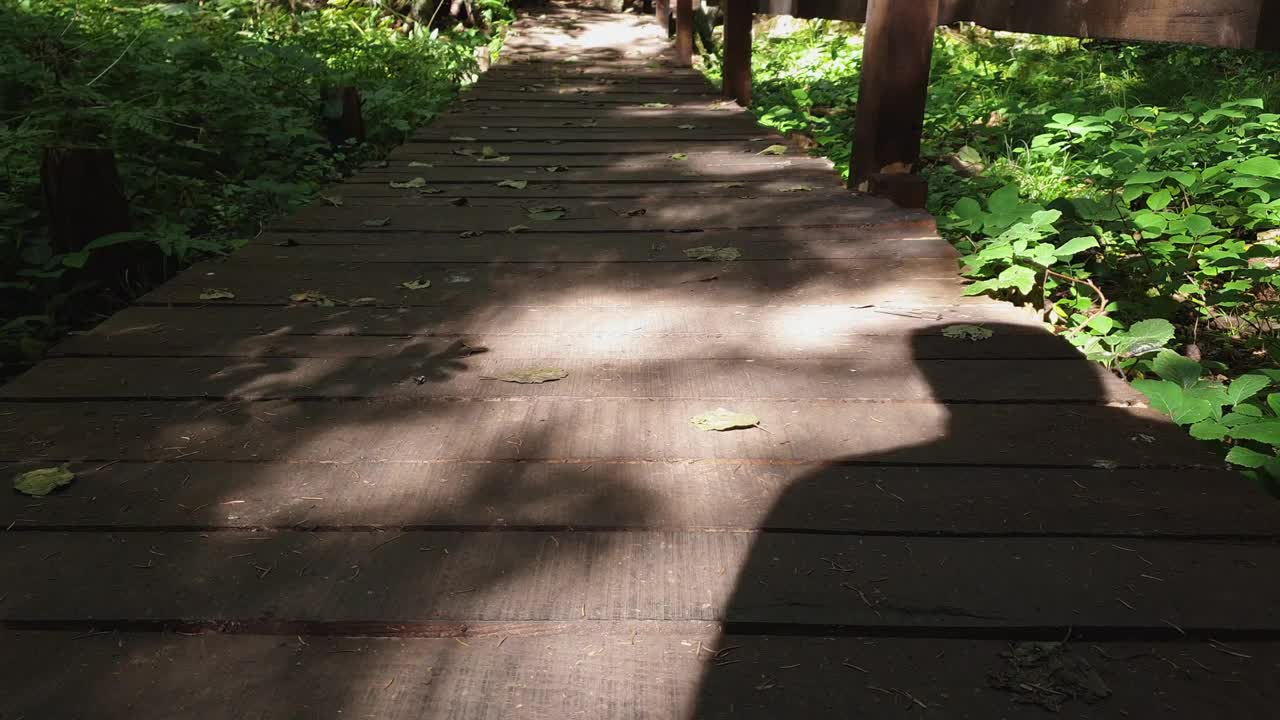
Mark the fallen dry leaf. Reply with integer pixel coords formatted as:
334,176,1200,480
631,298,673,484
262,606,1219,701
199,289,235,301
492,366,569,384
389,177,427,189
691,408,760,432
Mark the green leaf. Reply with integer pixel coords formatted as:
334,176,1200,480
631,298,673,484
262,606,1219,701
1268,393,1280,416
1132,379,1213,425
1226,375,1272,406
199,289,236,301
669,153,688,160
1228,420,1280,445
757,145,788,156
1226,446,1272,468
1152,350,1202,390
1054,237,1098,258
491,366,568,384
13,467,75,497
1189,420,1229,440
1237,156,1280,179
496,179,528,189
1146,190,1173,211
684,246,741,262
1112,319,1175,357
998,265,1037,295
690,408,760,431
400,278,432,290
986,184,1021,214
942,325,993,341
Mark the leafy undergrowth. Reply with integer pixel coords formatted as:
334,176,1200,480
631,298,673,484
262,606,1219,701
1,0,512,374
702,21,1280,491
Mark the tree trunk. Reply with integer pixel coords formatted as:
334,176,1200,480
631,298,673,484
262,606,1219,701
41,146,131,255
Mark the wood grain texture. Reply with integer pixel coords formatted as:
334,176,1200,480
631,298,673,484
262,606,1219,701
5,629,1277,720
2,6,1273,718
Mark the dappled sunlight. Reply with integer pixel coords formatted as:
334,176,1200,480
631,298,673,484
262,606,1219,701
3,3,1276,719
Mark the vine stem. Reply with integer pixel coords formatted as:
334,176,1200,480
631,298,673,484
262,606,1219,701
1044,267,1110,326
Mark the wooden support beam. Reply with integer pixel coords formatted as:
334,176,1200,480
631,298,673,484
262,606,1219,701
849,0,937,208
40,146,131,256
321,86,365,147
722,0,752,105
675,0,695,65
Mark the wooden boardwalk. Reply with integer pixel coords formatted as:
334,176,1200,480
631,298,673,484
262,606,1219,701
3,5,1279,717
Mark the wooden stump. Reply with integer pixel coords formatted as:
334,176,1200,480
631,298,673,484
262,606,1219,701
40,146,131,255
322,86,366,147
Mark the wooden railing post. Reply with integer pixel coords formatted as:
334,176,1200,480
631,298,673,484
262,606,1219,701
656,0,671,32
849,0,938,208
722,0,752,105
675,0,695,66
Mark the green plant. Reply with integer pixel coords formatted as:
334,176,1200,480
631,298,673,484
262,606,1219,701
0,0,510,371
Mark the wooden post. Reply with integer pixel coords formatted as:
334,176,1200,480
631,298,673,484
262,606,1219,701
321,86,365,147
41,146,131,255
722,0,752,105
849,0,938,208
675,0,695,66
656,0,671,33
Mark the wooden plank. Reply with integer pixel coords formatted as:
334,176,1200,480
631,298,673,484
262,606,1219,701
50,327,1074,361
310,182,859,200
432,106,758,123
411,128,773,141
5,629,1276,720
392,140,783,155
51,304,1047,354
343,164,839,184
460,91,720,104
723,0,753,105
138,259,973,308
240,232,951,262
1,531,1276,628
369,152,831,169
849,0,937,208
5,459,1274,536
0,357,1140,403
0,398,1218,467
266,198,909,233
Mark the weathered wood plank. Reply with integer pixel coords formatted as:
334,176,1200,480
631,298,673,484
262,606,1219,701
5,629,1275,720
1,531,1276,628
0,357,1140,403
139,259,974,308
0,398,1217,467
50,303,1045,355
268,198,912,232
4,460,1273,536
